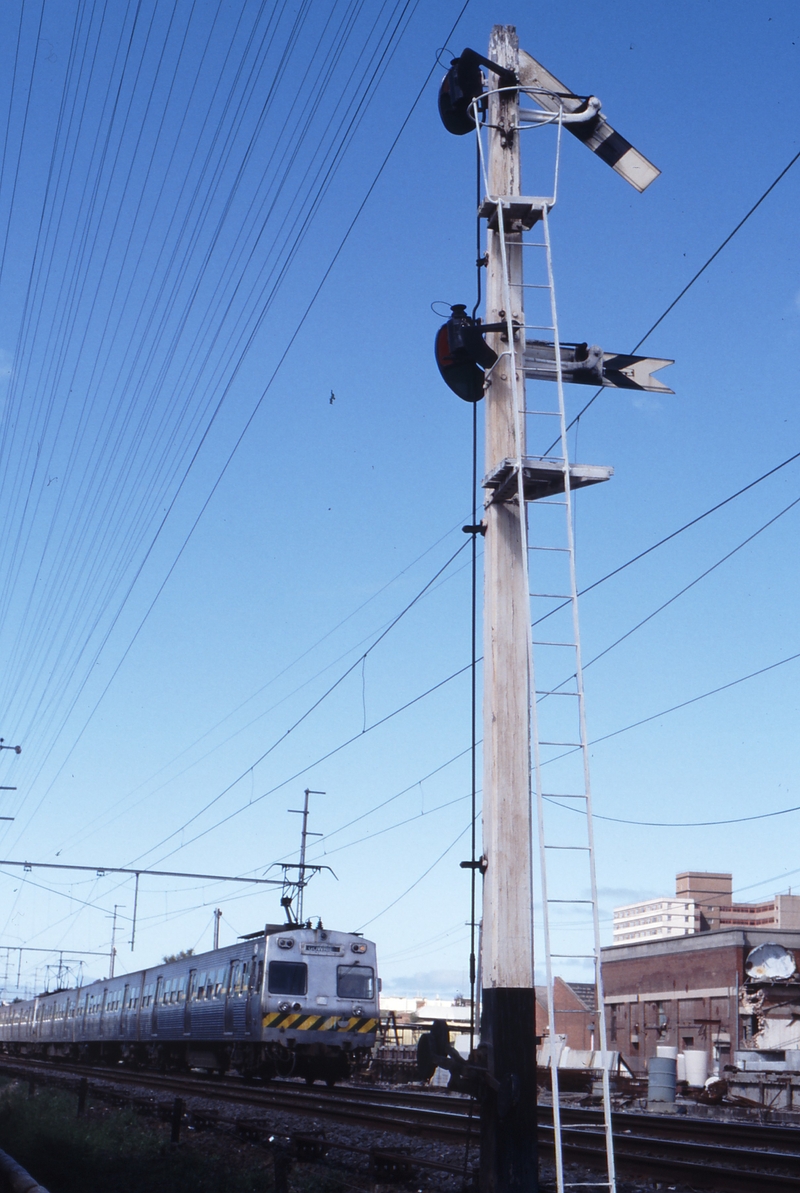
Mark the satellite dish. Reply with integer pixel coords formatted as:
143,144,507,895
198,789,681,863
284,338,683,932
745,942,797,982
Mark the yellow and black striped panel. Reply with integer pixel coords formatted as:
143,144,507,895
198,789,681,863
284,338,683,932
263,1011,378,1034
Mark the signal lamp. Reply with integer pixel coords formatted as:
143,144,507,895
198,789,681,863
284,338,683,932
438,48,519,136
435,304,498,403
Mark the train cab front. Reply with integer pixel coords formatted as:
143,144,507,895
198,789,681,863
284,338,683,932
261,926,379,1084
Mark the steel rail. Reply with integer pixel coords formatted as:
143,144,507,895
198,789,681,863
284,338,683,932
4,1057,800,1189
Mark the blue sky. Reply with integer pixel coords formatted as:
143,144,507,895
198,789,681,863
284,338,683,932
0,0,798,997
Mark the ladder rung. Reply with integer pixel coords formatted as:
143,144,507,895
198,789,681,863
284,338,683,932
544,844,590,851
535,689,577,696
525,323,555,330
540,741,581,747
523,409,561,416
542,793,587,799
530,592,572,599
548,898,593,904
550,953,596,959
528,545,570,552
532,641,576,647
535,500,568,506
521,241,547,247
521,283,550,289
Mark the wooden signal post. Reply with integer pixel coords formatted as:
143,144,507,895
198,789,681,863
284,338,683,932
479,24,538,1193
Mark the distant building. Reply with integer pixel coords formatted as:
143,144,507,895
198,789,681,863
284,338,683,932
613,896,695,943
613,872,800,943
534,977,597,1051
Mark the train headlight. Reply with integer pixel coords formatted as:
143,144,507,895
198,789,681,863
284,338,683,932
352,1004,363,1016
278,937,294,949
351,942,367,954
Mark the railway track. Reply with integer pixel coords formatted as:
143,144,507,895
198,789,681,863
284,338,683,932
3,1056,800,1190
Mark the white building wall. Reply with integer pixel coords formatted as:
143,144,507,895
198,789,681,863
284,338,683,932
612,898,696,943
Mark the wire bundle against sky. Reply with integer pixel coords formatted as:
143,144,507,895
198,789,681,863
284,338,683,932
3,392,798,962
1,4,800,983
0,0,473,841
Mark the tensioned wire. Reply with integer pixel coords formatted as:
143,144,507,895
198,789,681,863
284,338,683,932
3,444,798,944
6,28,800,954
0,0,412,753
0,0,431,811
20,441,796,940
3,11,796,849
1,0,474,841
0,4,386,749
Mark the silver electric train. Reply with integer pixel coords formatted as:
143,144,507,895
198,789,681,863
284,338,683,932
0,922,379,1085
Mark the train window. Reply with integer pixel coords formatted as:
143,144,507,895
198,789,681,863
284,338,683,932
231,962,242,993
268,961,307,996
196,972,206,1000
337,966,374,1000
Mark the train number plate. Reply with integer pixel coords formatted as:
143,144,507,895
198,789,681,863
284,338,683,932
300,943,343,955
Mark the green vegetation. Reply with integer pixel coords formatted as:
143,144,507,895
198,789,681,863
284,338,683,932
0,1080,347,1193
162,949,195,963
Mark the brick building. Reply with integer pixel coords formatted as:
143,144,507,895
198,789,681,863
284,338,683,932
535,976,596,1050
601,928,800,1075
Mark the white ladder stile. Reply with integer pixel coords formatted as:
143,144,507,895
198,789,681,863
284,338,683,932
487,179,616,1192
540,203,616,1192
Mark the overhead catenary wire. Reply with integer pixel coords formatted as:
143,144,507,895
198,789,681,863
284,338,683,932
546,798,800,829
538,489,800,700
125,538,469,866
545,144,800,447
541,648,800,769
8,449,796,934
56,520,478,858
357,821,472,931
3,0,476,847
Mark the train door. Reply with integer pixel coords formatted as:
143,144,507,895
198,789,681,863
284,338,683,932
223,961,237,1036
120,985,129,1037
151,976,162,1036
245,957,263,1037
184,970,196,1036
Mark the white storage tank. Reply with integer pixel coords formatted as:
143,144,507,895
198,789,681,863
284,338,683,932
683,1048,708,1086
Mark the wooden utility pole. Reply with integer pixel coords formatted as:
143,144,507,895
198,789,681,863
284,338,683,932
480,24,538,1193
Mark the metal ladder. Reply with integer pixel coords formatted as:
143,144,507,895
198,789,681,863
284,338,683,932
489,194,616,1193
